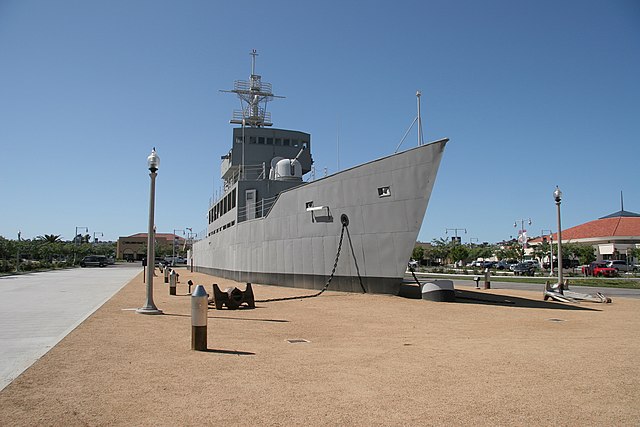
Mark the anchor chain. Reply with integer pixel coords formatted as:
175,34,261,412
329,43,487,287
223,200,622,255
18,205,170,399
255,215,365,303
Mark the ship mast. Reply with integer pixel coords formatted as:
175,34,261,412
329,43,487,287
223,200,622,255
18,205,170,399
222,49,284,128
417,90,424,146
394,90,426,153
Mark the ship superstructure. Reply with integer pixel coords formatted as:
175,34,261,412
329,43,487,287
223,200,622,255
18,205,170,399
210,50,312,235
192,50,448,295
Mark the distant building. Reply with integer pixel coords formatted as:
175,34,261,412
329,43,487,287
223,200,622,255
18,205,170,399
529,209,640,264
116,233,186,261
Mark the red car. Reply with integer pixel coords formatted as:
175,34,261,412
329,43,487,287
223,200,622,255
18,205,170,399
582,262,617,277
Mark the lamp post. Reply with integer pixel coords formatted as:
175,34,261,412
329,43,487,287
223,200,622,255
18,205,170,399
554,186,563,291
172,228,186,266
73,226,88,264
185,227,194,253
541,229,554,276
93,231,103,244
445,228,466,244
513,218,532,262
137,148,163,315
16,230,21,272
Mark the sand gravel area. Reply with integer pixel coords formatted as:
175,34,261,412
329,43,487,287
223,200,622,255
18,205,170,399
1,268,639,426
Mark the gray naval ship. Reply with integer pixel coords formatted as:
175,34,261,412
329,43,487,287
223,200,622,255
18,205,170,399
191,51,448,295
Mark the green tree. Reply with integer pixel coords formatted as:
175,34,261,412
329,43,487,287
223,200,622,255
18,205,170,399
450,245,469,264
412,245,424,261
429,238,452,264
561,243,595,265
469,244,494,261
496,240,521,262
0,237,12,259
532,241,550,264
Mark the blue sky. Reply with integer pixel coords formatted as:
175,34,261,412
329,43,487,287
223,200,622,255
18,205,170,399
1,0,638,244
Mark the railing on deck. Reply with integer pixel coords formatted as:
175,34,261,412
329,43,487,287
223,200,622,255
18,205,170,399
236,195,278,223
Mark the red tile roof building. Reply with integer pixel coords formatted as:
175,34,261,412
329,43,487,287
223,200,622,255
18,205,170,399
529,210,640,262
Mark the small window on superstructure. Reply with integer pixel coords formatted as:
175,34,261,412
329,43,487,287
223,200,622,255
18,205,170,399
266,138,274,145
258,137,265,144
283,139,290,146
249,136,256,144
275,138,282,145
235,137,242,144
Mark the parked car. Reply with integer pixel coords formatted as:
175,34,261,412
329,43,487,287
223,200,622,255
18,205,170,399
164,256,187,265
80,255,108,267
408,259,419,269
524,260,541,269
512,262,535,276
468,260,495,268
543,259,580,269
605,260,634,272
496,260,517,270
582,261,617,277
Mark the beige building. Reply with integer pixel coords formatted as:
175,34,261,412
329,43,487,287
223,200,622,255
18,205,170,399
116,233,186,261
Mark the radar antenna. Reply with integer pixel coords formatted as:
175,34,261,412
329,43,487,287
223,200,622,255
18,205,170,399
221,49,284,127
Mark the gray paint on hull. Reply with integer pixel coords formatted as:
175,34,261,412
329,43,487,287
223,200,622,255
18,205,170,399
193,138,448,294
194,266,401,295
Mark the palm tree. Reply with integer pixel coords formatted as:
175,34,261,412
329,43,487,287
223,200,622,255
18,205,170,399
37,234,62,243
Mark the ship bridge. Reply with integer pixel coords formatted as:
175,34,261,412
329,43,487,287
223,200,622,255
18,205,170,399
221,127,312,186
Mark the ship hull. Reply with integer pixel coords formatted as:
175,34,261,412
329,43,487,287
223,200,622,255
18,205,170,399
192,138,447,295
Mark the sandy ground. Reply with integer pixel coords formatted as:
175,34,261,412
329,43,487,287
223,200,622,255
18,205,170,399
1,268,639,426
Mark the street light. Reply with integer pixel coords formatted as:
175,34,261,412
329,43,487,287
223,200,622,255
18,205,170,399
137,148,163,315
93,231,103,244
172,228,186,266
16,230,21,272
445,228,467,244
513,218,532,261
73,226,88,264
541,229,554,276
554,186,564,291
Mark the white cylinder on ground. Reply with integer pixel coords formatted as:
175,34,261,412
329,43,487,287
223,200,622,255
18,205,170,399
421,280,455,302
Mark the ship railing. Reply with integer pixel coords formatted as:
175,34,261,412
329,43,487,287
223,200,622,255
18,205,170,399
234,79,273,94
231,109,271,124
236,195,279,223
228,163,266,183
212,163,268,207
190,229,206,243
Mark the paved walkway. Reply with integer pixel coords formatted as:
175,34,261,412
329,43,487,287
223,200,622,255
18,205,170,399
0,264,141,391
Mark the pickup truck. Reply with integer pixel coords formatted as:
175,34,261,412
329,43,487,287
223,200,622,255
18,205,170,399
582,261,617,277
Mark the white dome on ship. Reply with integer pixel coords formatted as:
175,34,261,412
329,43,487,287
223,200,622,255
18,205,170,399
274,158,302,181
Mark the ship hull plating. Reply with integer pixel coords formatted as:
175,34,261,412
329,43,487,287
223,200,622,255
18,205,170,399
193,138,447,295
